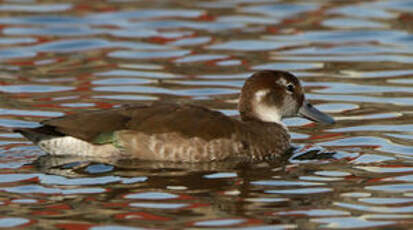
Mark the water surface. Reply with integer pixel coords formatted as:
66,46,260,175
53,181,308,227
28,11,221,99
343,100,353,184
0,0,412,229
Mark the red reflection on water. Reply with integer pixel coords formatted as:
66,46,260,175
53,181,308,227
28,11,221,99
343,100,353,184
184,202,209,209
55,223,93,230
266,26,280,34
197,13,215,22
177,194,196,200
31,210,61,216
31,204,73,216
94,102,114,109
149,36,180,44
7,60,37,67
19,176,39,184
103,202,128,208
47,204,72,210
399,12,412,22
308,133,343,141
2,143,34,151
18,164,35,170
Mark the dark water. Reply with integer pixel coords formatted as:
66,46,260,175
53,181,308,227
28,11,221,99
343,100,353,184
0,0,412,229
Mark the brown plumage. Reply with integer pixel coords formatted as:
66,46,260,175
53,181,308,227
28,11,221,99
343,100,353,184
15,70,334,162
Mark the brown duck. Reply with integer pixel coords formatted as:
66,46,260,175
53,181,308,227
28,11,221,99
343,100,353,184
15,70,334,162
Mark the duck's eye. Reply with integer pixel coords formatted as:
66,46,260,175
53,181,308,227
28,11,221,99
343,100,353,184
287,84,295,93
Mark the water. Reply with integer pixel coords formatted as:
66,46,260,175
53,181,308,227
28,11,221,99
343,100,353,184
0,0,412,229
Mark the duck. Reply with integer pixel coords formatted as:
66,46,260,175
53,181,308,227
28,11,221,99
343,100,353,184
15,70,334,162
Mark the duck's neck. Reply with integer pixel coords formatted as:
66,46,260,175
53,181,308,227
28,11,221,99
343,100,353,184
240,114,288,132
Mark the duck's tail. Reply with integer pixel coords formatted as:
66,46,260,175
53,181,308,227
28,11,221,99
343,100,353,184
14,126,64,144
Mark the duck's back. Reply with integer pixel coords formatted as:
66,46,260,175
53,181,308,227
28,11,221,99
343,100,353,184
18,103,290,162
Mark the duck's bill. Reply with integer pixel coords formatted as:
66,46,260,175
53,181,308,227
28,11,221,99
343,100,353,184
298,101,335,124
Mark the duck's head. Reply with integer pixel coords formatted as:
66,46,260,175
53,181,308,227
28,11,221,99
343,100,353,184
239,70,334,125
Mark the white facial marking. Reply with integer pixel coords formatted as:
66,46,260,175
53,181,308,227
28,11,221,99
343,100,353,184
255,89,270,102
254,103,282,123
253,89,282,124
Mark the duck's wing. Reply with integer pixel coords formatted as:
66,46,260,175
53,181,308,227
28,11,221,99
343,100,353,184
34,103,237,144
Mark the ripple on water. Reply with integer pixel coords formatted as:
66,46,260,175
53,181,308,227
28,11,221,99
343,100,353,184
241,3,320,18
335,202,413,213
282,45,408,55
299,176,343,182
129,202,187,209
3,26,101,36
0,119,38,128
323,18,387,29
125,192,178,200
275,54,413,63
0,49,36,59
312,217,394,229
0,4,72,12
34,39,166,52
314,103,359,113
307,82,413,94
60,103,95,108
0,108,63,117
93,95,156,101
359,197,413,205
266,30,410,46
277,209,350,217
308,93,413,106
90,226,147,230
0,217,30,228
322,136,413,156
174,54,228,63
1,185,105,195
203,172,238,179
315,171,351,177
208,40,291,51
216,59,242,66
93,78,151,85
387,174,413,183
94,85,237,96
252,180,325,186
351,154,395,164
95,70,181,79
328,3,395,19
355,166,413,173
0,37,36,45
217,15,278,25
0,84,74,93
253,62,323,71
365,184,413,193
108,50,191,59
168,36,211,46
266,187,332,194
87,9,204,21
38,174,146,185
110,28,190,39
193,218,246,227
